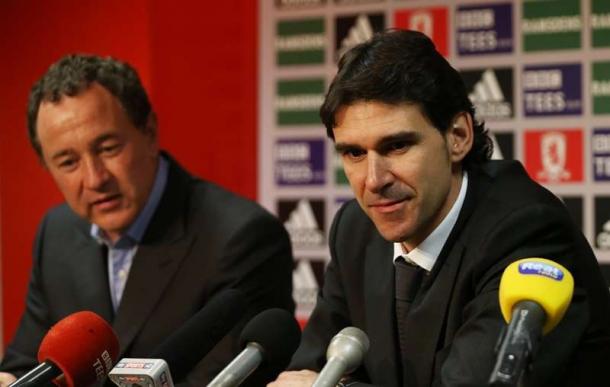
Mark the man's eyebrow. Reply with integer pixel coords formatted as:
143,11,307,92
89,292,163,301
334,130,421,153
376,131,420,149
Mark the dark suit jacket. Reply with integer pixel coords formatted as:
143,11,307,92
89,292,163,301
0,154,295,386
290,160,610,387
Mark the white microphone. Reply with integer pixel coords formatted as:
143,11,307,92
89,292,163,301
312,327,370,387
109,358,174,387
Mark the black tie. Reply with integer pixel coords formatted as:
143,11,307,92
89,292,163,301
395,258,424,364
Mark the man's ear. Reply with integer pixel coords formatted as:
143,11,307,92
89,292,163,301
144,111,160,156
446,112,474,163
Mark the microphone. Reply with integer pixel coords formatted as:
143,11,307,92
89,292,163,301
207,308,301,387
312,327,370,387
489,258,574,386
109,289,246,386
10,311,119,387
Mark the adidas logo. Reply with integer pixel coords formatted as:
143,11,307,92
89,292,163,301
284,199,325,246
338,15,374,59
468,69,512,119
293,260,319,308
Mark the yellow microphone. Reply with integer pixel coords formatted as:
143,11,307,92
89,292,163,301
489,258,574,386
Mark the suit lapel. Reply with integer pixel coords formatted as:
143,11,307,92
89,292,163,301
364,236,401,387
111,156,196,356
71,231,114,322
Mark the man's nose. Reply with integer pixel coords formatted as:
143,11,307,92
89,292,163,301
83,157,110,190
365,154,392,193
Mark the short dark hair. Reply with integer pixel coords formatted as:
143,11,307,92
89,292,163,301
27,54,153,158
320,29,492,169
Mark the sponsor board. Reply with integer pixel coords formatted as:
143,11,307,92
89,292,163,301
276,78,325,126
335,0,385,4
560,196,583,232
592,128,610,181
461,67,513,120
456,2,513,55
522,0,581,51
524,129,583,184
275,0,326,9
293,258,326,316
278,198,326,248
592,61,610,115
394,6,449,56
595,196,610,250
592,0,610,47
523,64,582,117
275,139,326,185
276,18,325,66
335,13,385,60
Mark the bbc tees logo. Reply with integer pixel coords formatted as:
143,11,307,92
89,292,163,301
278,199,326,249
275,139,326,186
592,128,610,181
523,64,582,117
394,6,448,56
456,2,513,55
524,129,583,184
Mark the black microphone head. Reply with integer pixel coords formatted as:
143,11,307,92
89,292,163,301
151,289,246,382
239,308,301,367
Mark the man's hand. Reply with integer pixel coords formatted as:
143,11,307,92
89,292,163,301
0,371,16,387
267,370,319,387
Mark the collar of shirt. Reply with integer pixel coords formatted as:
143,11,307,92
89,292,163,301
393,171,469,272
90,155,170,248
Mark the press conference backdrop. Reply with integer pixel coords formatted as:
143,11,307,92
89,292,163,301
258,0,610,321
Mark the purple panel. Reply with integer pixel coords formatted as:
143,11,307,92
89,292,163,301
457,3,513,55
523,63,582,117
275,139,326,185
593,128,610,181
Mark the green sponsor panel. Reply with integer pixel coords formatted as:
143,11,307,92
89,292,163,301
276,79,325,125
592,0,610,47
593,61,610,114
522,0,581,51
277,19,325,65
335,168,349,185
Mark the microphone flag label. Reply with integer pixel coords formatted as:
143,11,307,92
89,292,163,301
518,261,564,281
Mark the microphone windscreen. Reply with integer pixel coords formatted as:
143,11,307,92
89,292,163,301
499,257,574,334
151,289,246,381
37,311,119,387
239,308,301,367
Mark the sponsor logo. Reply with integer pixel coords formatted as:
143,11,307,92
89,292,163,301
279,199,325,248
276,78,325,126
394,7,448,56
293,258,326,315
593,61,610,114
456,3,513,55
519,261,564,281
592,0,610,47
335,13,384,60
593,129,610,181
275,139,326,185
275,0,326,8
522,0,581,51
276,18,325,66
92,350,114,380
523,64,582,116
462,68,513,120
334,153,349,186
595,197,610,250
524,129,583,183
335,0,384,4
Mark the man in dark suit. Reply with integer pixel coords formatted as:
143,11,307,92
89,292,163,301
0,54,294,386
269,30,610,386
